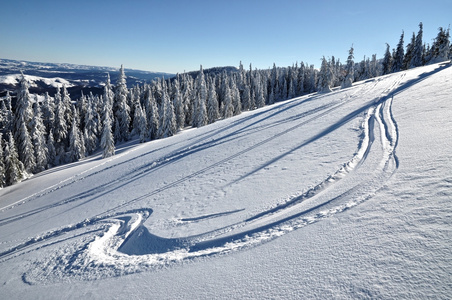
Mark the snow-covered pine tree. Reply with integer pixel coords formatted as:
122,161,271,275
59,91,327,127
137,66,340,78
341,45,355,89
392,31,405,72
31,101,49,173
254,72,266,109
241,81,251,112
41,92,55,135
61,85,73,128
157,88,177,138
231,77,241,115
144,86,159,140
4,133,25,186
207,77,219,124
68,106,84,162
172,78,185,130
47,129,57,168
411,22,424,68
100,93,115,159
382,43,393,75
53,87,68,163
222,82,234,119
113,65,131,142
403,32,416,70
193,66,208,128
317,56,333,93
84,96,98,155
0,134,5,188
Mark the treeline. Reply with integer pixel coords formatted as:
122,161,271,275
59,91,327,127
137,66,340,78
0,23,450,188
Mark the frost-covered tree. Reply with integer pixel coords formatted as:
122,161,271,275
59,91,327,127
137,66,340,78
0,135,5,188
392,31,405,72
231,77,241,115
193,66,208,128
172,78,185,130
4,133,25,186
206,78,219,124
113,65,131,142
47,129,57,168
382,43,393,75
143,86,159,140
1,91,13,133
41,92,55,135
31,102,49,172
100,92,115,159
430,27,451,63
317,56,333,93
84,96,98,155
53,87,68,160
404,33,416,70
341,45,355,89
68,106,84,162
157,88,177,138
411,22,424,68
222,83,234,119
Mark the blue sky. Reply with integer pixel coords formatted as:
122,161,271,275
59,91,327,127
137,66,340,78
1,0,451,74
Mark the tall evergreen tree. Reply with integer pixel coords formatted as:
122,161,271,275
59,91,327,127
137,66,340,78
392,31,405,72
68,106,84,162
101,90,115,159
0,134,5,188
193,66,208,128
317,56,333,93
411,22,424,68
41,92,55,135
31,101,48,172
113,65,131,142
47,129,57,168
382,43,393,75
4,133,25,185
404,33,416,70
157,88,177,138
207,78,219,124
223,83,234,119
341,45,355,89
84,96,98,155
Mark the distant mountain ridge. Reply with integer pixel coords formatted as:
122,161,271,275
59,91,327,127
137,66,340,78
0,58,175,98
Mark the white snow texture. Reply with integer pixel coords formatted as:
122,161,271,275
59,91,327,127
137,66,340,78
0,62,451,299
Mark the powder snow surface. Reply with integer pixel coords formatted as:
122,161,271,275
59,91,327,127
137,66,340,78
0,62,451,299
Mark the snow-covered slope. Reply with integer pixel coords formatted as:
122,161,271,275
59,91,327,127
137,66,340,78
0,62,451,299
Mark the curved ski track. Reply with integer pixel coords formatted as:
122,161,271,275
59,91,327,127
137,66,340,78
0,74,406,283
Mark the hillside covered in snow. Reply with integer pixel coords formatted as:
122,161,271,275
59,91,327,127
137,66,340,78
0,61,450,299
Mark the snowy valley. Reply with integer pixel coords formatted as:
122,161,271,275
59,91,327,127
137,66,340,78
0,61,451,299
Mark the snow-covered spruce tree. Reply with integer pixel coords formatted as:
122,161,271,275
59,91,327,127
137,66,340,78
172,78,185,130
83,96,98,155
222,81,234,119
13,73,35,170
382,43,393,75
254,72,266,109
157,88,177,138
231,77,241,115
1,91,13,133
143,85,159,140
0,134,5,188
411,22,424,68
68,106,84,162
47,129,57,168
317,56,333,93
241,82,252,111
392,31,405,73
404,33,416,70
41,92,55,135
61,85,73,129
77,91,87,129
53,87,68,164
31,101,49,173
4,133,25,186
136,103,147,143
207,77,219,124
100,91,115,159
113,65,131,143
341,45,355,89
431,27,451,63
193,66,208,128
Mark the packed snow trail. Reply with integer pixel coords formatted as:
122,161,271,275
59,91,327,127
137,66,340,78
0,63,450,292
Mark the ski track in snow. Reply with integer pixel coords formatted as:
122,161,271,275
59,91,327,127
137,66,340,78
0,70,426,283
